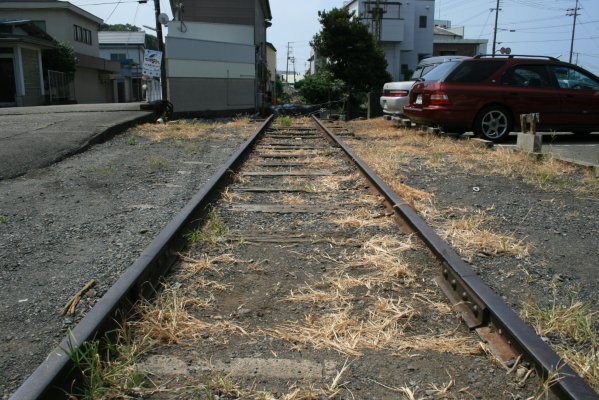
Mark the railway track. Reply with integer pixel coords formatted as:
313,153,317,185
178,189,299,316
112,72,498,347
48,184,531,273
11,116,598,399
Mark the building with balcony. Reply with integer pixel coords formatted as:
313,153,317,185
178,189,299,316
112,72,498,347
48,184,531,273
344,0,434,81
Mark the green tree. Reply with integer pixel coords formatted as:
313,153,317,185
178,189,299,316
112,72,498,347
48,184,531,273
311,8,391,112
42,41,77,75
295,69,346,105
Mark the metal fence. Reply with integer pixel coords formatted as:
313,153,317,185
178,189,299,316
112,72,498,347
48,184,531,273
47,70,74,104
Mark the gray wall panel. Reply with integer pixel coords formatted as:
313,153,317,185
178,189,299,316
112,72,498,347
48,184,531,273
169,77,255,113
181,0,253,26
166,37,254,63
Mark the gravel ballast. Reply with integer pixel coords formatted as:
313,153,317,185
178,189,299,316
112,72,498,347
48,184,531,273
0,122,255,397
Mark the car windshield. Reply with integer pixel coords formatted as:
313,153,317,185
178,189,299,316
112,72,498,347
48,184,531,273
418,61,460,82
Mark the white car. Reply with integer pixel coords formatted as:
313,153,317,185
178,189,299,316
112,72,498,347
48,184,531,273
380,56,470,116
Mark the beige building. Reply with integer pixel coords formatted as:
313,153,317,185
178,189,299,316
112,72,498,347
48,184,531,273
266,42,276,104
433,20,488,57
0,0,120,104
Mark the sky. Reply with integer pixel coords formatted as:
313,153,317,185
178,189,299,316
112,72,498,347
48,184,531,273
69,0,599,76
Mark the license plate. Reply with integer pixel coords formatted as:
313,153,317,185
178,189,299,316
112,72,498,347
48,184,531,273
415,94,422,105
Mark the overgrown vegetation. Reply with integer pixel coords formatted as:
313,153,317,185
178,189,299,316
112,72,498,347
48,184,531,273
184,207,227,245
66,328,145,400
131,116,255,142
295,69,346,106
279,115,292,127
310,8,392,115
42,41,77,75
522,291,599,391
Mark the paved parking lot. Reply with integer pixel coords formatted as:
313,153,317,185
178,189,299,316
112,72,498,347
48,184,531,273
502,132,599,166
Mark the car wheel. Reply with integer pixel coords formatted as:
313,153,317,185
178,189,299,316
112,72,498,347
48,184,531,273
473,106,513,142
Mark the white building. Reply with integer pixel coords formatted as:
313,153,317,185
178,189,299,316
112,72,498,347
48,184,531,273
98,31,145,102
344,0,435,81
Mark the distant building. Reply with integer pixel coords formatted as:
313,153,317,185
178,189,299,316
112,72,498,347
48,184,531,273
165,0,272,116
0,0,120,104
0,18,55,106
266,42,276,104
344,0,435,81
433,19,487,56
98,31,145,102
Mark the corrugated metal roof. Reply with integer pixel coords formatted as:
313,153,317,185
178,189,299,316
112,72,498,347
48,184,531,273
98,31,145,45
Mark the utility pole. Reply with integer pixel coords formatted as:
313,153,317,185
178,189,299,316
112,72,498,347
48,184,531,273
154,0,167,100
567,0,580,64
492,0,501,55
285,42,290,84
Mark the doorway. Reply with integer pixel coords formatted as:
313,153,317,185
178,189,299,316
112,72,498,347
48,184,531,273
0,58,16,104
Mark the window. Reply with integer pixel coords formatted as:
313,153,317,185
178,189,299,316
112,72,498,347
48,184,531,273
32,20,46,31
73,24,92,45
549,65,599,90
501,65,553,88
110,53,126,61
447,60,505,83
419,15,427,28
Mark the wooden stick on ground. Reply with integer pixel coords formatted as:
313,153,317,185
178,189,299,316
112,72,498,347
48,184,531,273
62,279,96,316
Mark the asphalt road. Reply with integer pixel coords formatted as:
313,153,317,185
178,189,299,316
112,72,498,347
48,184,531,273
0,103,154,180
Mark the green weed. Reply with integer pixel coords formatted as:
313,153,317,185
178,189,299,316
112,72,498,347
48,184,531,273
97,164,118,176
147,156,166,170
0,215,7,224
128,136,137,146
280,115,292,127
522,290,598,390
184,207,227,245
66,328,146,400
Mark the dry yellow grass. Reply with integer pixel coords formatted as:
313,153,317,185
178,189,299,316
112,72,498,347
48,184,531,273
522,294,599,390
344,120,537,258
131,116,256,142
330,207,393,229
348,118,597,196
132,286,247,344
439,212,530,258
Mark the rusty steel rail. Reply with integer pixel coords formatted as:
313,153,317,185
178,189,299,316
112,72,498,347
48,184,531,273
10,115,274,400
312,115,598,400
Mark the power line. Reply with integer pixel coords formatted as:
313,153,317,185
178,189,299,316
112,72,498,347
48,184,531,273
105,0,123,22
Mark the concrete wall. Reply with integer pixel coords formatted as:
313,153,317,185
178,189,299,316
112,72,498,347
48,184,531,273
166,20,256,113
165,0,272,114
20,47,45,106
175,0,255,25
73,67,109,103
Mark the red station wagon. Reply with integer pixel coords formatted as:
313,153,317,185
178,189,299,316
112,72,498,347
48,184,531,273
403,55,599,141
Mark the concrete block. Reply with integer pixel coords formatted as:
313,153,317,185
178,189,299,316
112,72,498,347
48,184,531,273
516,132,542,153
